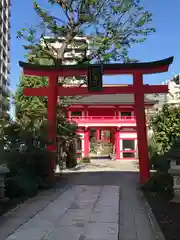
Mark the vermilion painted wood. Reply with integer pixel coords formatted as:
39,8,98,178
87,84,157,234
84,130,89,157
47,76,57,172
24,85,168,96
68,116,136,125
96,129,100,141
133,72,150,183
20,57,173,184
20,56,173,77
115,130,120,160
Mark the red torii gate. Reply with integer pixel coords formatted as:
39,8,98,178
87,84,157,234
19,57,173,184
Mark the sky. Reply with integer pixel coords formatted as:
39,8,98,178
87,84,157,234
10,0,180,115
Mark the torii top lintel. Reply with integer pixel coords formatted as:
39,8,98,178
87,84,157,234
19,57,173,77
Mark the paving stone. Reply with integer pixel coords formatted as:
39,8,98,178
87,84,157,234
93,206,119,213
42,226,85,240
90,211,119,223
57,211,90,226
5,227,50,240
1,172,159,240
85,237,117,240
85,222,118,239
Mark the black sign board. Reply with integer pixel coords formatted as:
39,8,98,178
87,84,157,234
87,64,103,92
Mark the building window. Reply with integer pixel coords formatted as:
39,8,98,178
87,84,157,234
71,111,82,116
122,139,135,158
122,139,135,150
120,111,132,116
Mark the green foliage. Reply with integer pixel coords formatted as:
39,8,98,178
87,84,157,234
150,154,170,172
90,142,97,154
17,0,155,64
82,156,91,163
5,174,38,199
150,104,180,154
148,136,170,171
148,137,161,159
0,118,52,198
14,71,78,140
15,0,155,176
1,120,50,176
15,73,48,119
142,172,174,198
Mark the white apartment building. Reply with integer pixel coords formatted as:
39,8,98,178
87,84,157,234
0,0,10,116
41,36,91,85
161,75,180,106
147,74,180,117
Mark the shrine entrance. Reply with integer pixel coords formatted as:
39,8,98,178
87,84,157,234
19,56,173,184
90,128,113,159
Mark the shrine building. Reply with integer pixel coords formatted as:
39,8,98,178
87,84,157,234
67,84,157,160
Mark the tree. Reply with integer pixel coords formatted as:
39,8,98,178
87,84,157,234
150,104,180,154
16,0,155,115
15,73,48,119
17,0,155,64
15,0,155,168
15,0,155,120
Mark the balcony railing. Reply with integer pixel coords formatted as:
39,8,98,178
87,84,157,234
69,116,136,124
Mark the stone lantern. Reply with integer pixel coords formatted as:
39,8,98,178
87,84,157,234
168,159,180,202
0,165,9,201
167,139,180,202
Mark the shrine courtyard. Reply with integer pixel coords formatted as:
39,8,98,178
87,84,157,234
0,161,162,240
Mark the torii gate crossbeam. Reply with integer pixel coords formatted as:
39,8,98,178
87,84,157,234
19,57,173,184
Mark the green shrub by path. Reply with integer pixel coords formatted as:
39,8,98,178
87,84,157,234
148,135,170,172
5,149,51,179
0,120,52,198
142,172,174,198
82,157,91,163
5,172,38,199
149,154,170,172
148,104,180,172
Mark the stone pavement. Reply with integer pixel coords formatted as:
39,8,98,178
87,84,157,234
0,160,159,240
62,159,139,173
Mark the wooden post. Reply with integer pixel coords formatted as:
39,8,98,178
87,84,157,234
115,128,120,160
84,129,89,157
133,72,150,184
47,75,57,174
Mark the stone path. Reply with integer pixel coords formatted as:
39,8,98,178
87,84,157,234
0,160,159,240
2,186,119,240
61,159,139,173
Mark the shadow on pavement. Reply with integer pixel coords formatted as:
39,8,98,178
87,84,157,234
57,170,140,187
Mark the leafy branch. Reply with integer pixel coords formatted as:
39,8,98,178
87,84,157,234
17,0,155,65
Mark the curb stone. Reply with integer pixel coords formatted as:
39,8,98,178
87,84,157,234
139,189,166,240
117,187,122,240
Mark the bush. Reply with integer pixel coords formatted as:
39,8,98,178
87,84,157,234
4,148,51,181
0,120,55,199
142,172,174,198
1,135,52,197
5,172,38,199
82,157,91,163
148,136,170,172
150,154,170,172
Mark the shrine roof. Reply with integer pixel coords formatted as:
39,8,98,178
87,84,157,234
65,93,157,105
